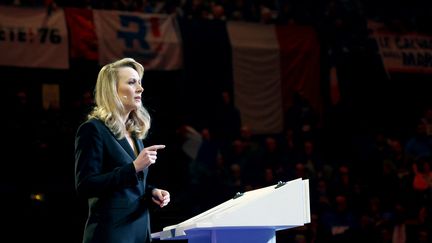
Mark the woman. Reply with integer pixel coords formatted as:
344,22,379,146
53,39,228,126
75,57,170,243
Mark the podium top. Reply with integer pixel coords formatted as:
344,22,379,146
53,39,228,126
153,178,310,240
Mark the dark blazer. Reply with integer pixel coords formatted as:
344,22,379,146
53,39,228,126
75,118,154,243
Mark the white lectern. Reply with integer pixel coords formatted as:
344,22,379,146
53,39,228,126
152,178,310,243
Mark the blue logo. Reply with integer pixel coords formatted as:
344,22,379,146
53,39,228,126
117,15,161,60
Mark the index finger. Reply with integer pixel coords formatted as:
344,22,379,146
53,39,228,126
146,145,166,151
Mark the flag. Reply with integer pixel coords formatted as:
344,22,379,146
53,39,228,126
227,22,321,134
64,8,98,60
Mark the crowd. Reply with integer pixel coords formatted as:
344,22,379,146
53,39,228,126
4,83,431,242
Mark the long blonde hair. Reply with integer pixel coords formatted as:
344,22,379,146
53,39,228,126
88,58,150,139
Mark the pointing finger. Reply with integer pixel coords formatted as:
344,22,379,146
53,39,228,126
146,145,166,151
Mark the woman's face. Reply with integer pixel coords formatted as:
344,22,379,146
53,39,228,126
117,66,143,112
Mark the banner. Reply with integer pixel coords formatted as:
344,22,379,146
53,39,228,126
0,6,69,69
368,20,432,74
93,10,182,69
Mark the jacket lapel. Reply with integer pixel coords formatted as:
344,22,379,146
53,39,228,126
117,136,144,159
118,138,136,159
95,119,140,160
135,138,144,152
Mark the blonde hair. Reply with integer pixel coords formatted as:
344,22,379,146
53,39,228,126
88,58,150,139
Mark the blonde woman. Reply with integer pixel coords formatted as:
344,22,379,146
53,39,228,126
75,58,170,243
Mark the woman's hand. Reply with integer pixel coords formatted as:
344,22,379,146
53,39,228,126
133,145,165,172
152,188,170,208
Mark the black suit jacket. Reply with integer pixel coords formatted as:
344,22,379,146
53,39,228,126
75,119,154,243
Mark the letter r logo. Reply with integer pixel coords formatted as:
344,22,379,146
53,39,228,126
117,15,149,50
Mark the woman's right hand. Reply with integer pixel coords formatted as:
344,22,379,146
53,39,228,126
133,145,165,172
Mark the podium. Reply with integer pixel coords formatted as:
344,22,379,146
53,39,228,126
152,178,310,243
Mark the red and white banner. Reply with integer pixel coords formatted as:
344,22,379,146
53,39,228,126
368,20,432,74
93,10,182,70
227,22,321,134
0,6,69,69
